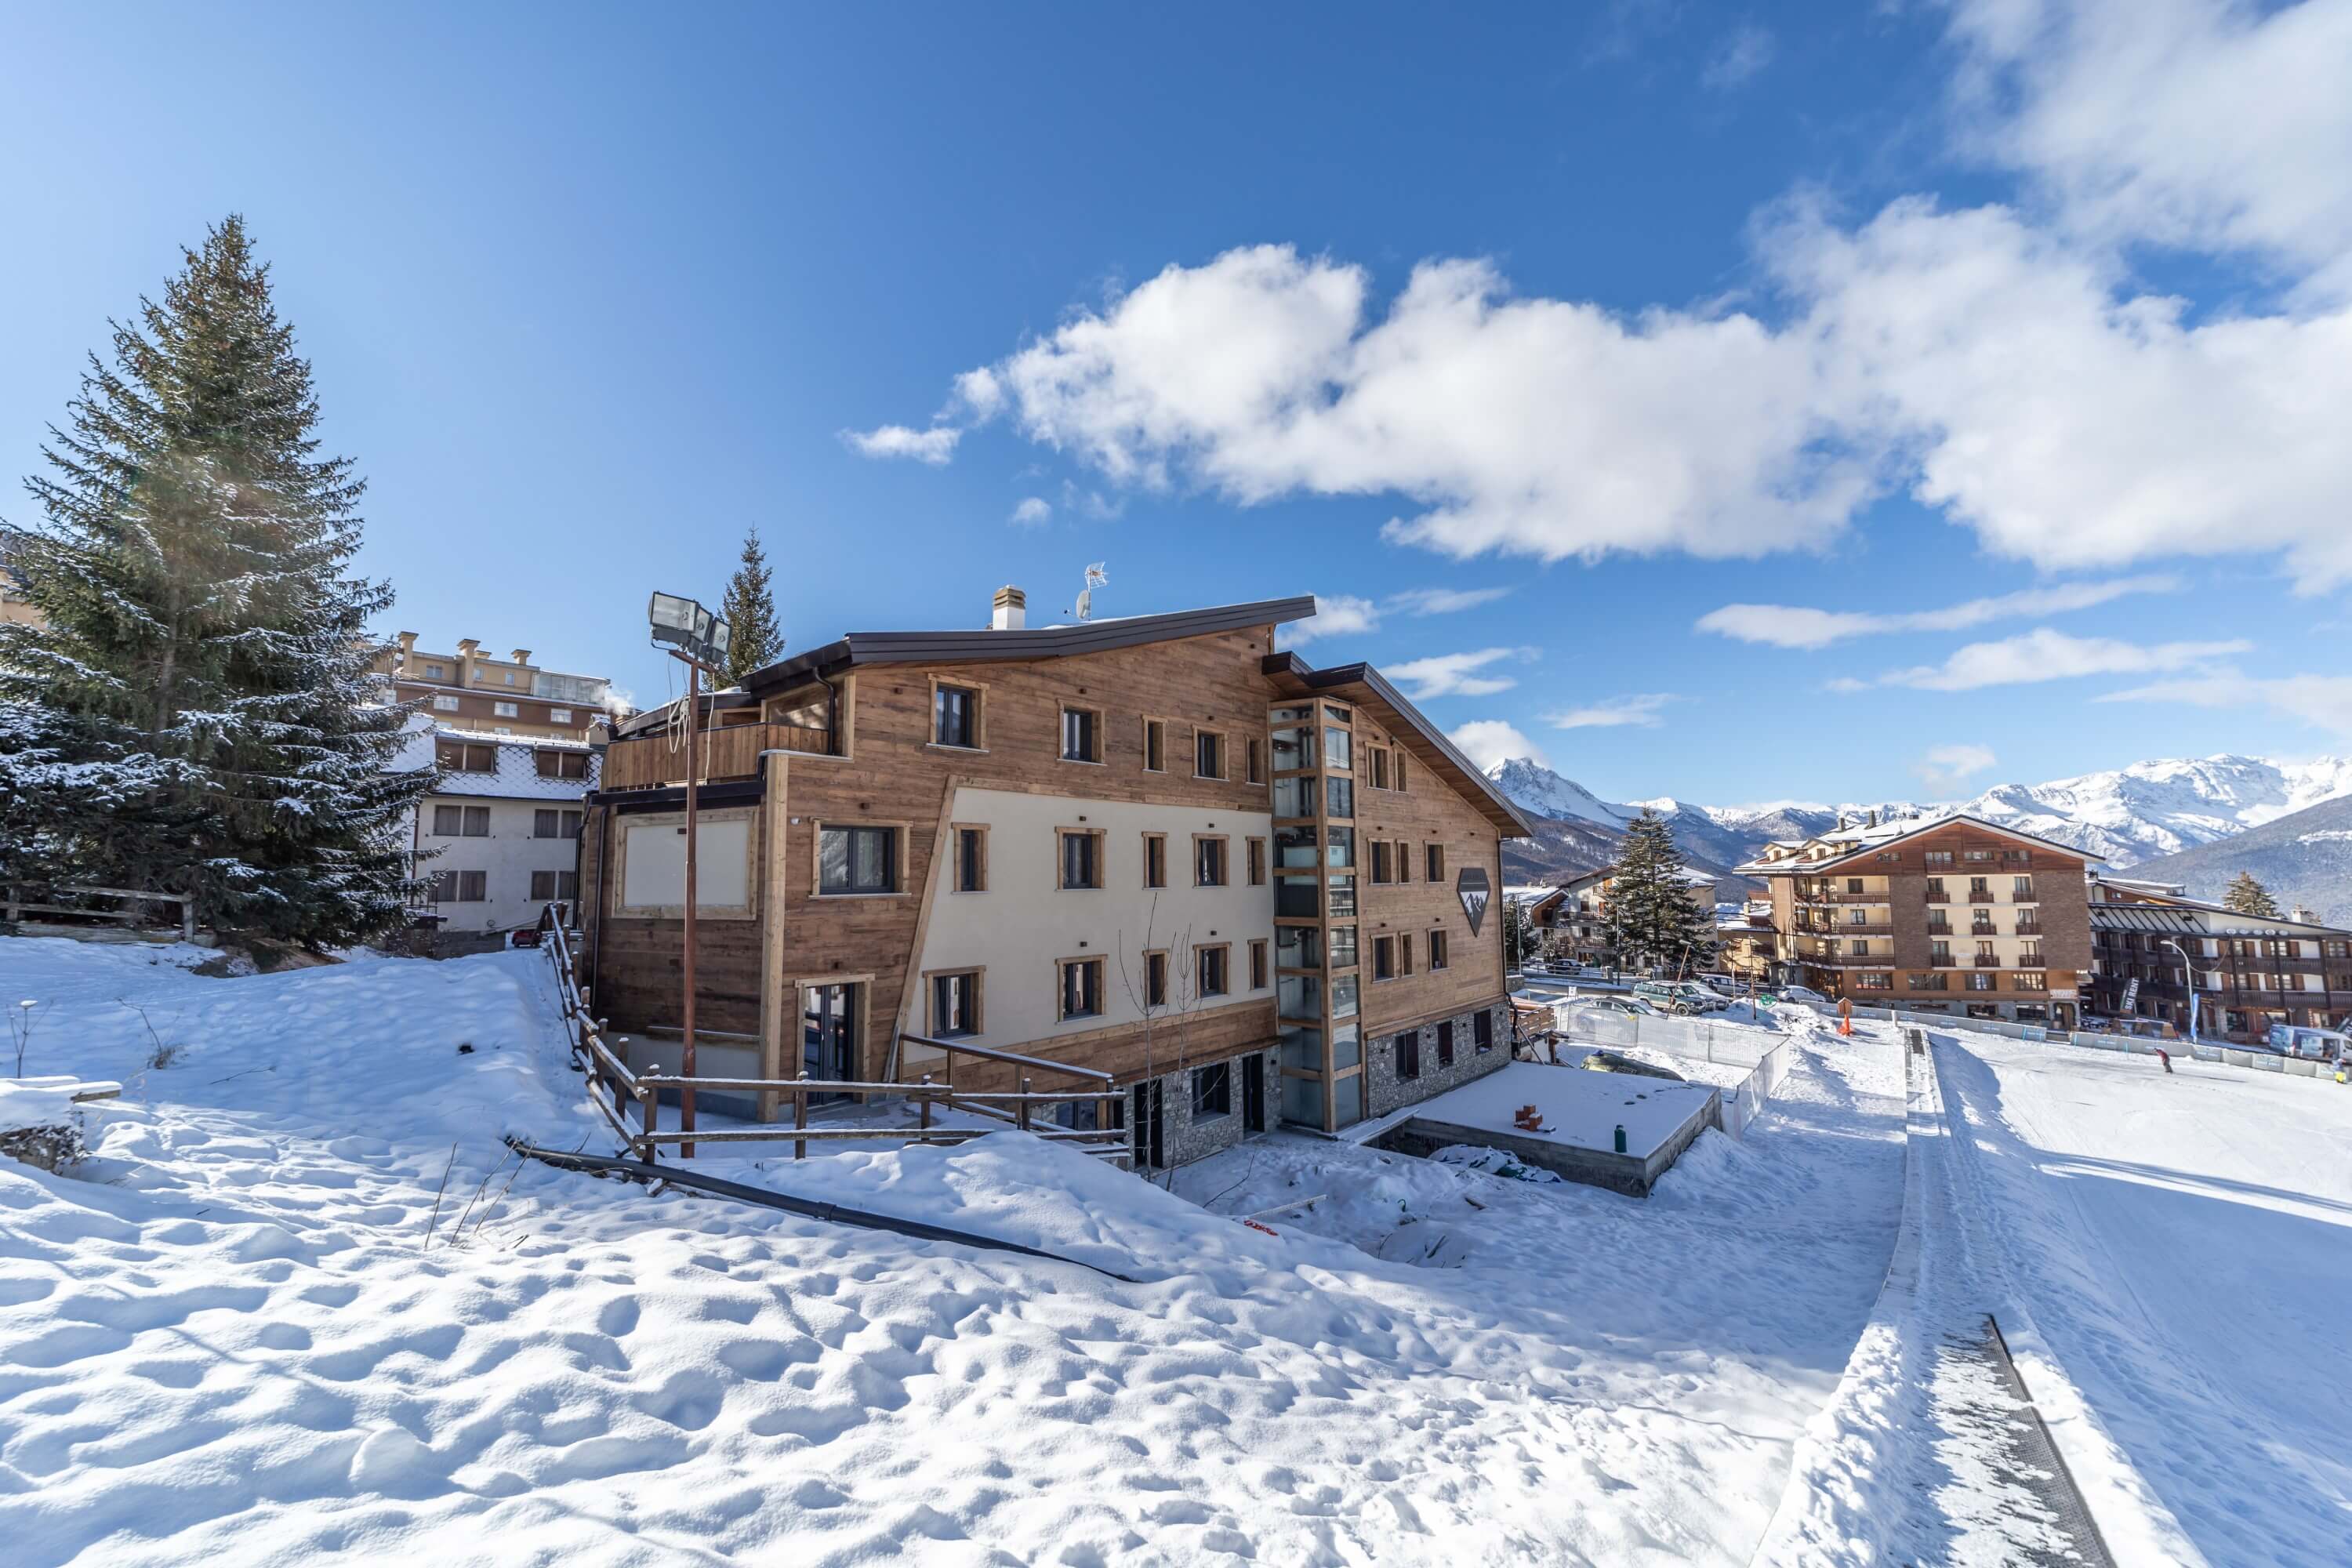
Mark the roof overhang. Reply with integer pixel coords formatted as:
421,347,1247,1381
1740,813,2107,874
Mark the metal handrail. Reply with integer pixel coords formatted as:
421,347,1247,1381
897,1033,1116,1083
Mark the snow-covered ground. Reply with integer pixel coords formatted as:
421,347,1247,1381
0,935,1911,1564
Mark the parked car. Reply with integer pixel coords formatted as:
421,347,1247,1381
1632,980,1730,1015
1772,985,1831,1008
1572,994,1661,1018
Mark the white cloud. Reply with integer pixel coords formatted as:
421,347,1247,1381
840,423,960,464
1386,586,1515,615
1702,24,1775,90
1912,742,1999,794
1285,593,1381,644
1385,646,1541,700
1695,574,2180,648
1450,719,1548,771
2101,670,2352,740
1283,585,1514,642
1542,692,1678,729
1008,496,1052,528
1867,626,2249,691
1946,0,2352,295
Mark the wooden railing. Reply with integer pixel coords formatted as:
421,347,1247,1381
2,884,195,941
601,720,833,792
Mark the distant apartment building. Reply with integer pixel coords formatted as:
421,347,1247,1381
2085,875,2352,1042
378,632,615,741
0,561,42,630
1519,865,1715,969
405,728,603,935
1739,815,2097,1027
1717,902,1780,982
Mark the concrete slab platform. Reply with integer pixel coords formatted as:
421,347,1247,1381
1370,1060,1720,1196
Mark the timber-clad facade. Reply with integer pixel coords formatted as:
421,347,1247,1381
575,592,1535,1167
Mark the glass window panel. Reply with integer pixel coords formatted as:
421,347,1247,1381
1272,776,1315,819
1323,705,1352,724
1280,1071,1327,1126
1275,877,1321,919
1327,875,1357,917
1275,924,1322,969
1330,973,1359,1018
1278,973,1323,1019
1331,1022,1360,1069
1274,824,1319,869
1326,778,1355,818
1327,926,1358,970
1331,1071,1363,1127
1269,705,1313,724
1278,1022,1323,1071
1323,727,1352,769
1269,726,1316,771
1323,826,1356,869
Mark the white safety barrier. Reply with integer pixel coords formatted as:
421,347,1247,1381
1551,1003,1797,1138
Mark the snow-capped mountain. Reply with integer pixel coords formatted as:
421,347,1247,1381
1485,753,2352,885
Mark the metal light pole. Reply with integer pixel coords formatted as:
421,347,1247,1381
648,593,732,1160
2161,938,2200,1043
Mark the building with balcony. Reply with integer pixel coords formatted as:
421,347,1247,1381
1738,814,2097,1026
1516,865,1717,969
395,726,602,938
376,632,617,741
575,590,1534,1169
2084,875,2352,1043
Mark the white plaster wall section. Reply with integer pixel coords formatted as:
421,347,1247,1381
915,785,1276,1049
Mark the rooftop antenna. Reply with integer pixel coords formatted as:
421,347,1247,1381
1072,561,1109,622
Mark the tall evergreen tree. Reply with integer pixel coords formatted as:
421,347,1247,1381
720,528,781,685
2222,871,2281,918
0,216,428,946
1605,810,1717,975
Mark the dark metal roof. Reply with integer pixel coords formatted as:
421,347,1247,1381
2089,905,2205,935
1262,652,1538,838
739,596,1319,696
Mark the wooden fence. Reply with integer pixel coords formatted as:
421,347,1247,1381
600,721,832,793
2,884,195,941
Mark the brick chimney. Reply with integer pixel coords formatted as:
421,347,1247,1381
510,648,532,665
991,585,1026,631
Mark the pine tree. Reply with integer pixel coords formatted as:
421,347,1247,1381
720,528,781,686
2222,871,2280,918
0,216,429,946
1605,810,1717,975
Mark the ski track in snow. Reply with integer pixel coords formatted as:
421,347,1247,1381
0,938,1911,1566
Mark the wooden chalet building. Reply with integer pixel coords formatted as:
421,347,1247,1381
1738,814,2097,1027
575,590,1534,1169
2085,875,2352,1043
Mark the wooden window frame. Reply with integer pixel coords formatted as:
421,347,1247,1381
1394,752,1407,793
1142,831,1168,890
1373,934,1396,982
1196,942,1232,999
923,965,986,1038
1395,1028,1421,1081
1056,954,1106,1022
1370,749,1389,790
1425,842,1444,882
1193,726,1229,782
1428,929,1448,971
1246,735,1262,786
1057,826,1107,891
927,675,989,753
1247,837,1266,887
1436,1018,1454,1067
1143,949,1170,1008
1395,838,1411,884
431,804,463,837
812,819,909,898
1370,840,1392,885
1141,717,1169,774
1192,833,1230,888
1058,703,1105,765
615,805,760,919
1400,934,1415,976
949,822,989,893
1248,938,1269,991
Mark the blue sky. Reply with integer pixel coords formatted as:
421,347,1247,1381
5,2,2349,808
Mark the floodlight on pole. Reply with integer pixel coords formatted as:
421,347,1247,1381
645,590,728,1158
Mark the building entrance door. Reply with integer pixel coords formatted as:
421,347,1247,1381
1131,1080,1164,1169
803,982,859,1104
1242,1055,1265,1134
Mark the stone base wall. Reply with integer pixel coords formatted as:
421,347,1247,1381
1134,1044,1279,1170
1363,1000,1515,1120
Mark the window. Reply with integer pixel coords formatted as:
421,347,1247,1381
1400,935,1414,976
1323,726,1352,770
430,869,487,903
1247,837,1266,886
1857,971,1893,991
1851,938,1870,956
1429,931,1448,971
1394,753,1407,792
1060,829,1103,890
493,701,520,718
1396,840,1412,884
929,970,982,1037
1925,877,1947,901
1058,957,1105,1020
550,707,573,724
532,808,582,839
1142,833,1167,890
1059,706,1102,763
1249,938,1268,990
435,742,496,772
934,684,982,749
1194,836,1228,887
953,826,986,893
1195,728,1226,780
432,695,459,713
1247,737,1262,785
1473,1010,1493,1051
2013,876,2034,900
1849,907,1871,926
1436,1020,1455,1066
1964,848,1994,863
1145,950,1169,1007
1925,851,1953,869
456,806,489,837
1197,944,1229,998
1374,935,1396,981
431,804,463,836
529,869,579,902
1369,749,1390,789
1846,877,1864,895
1395,1029,1421,1080
1142,718,1166,773
535,750,588,779
1191,1061,1231,1120
818,825,898,895
1328,777,1359,819
1370,841,1393,884
2016,971,2048,992
423,662,445,679
1965,971,1994,991
1425,843,1444,881
1969,877,1991,898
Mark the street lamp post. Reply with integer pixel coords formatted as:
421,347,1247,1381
2160,938,2200,1043
647,593,733,1159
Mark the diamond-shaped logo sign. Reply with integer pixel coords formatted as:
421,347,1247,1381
1456,866,1491,937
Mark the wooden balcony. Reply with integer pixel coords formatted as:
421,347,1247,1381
602,721,832,792
1974,955,2001,967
